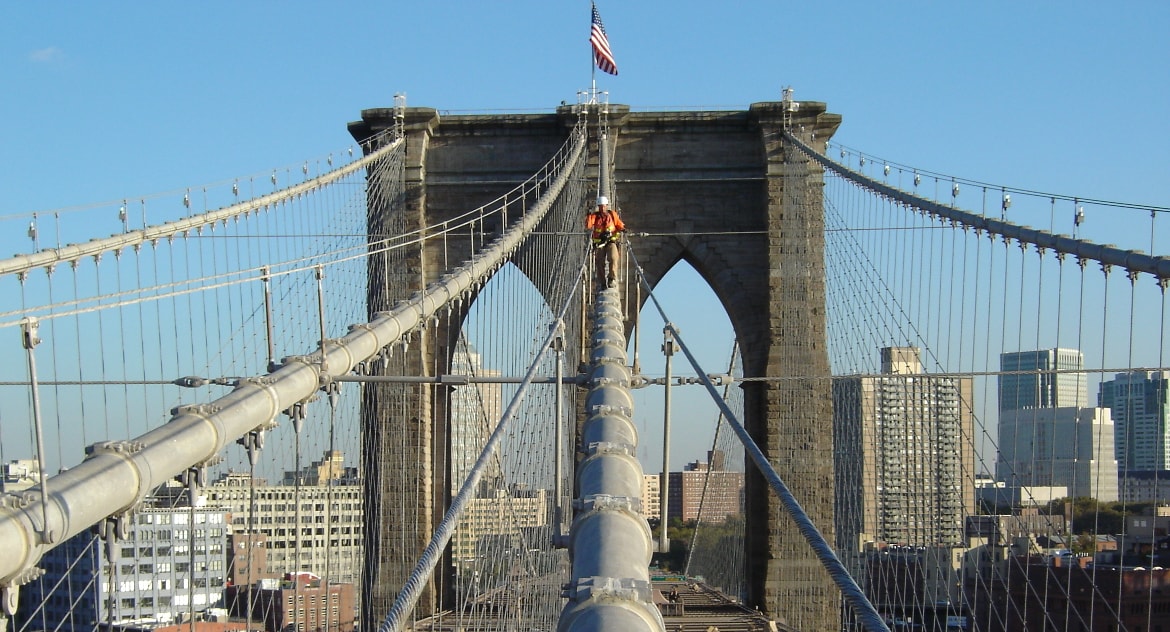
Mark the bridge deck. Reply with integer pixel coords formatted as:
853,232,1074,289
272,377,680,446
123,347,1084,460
408,579,779,631
655,580,781,632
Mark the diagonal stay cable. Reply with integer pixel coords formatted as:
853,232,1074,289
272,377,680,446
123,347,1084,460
626,247,892,632
378,258,587,632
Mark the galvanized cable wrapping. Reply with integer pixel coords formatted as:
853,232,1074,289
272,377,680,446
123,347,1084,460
558,288,664,632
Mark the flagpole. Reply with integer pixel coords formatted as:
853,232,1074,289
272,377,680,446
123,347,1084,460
589,2,597,103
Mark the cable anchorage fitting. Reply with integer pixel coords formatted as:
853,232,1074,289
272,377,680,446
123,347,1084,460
237,417,278,467
323,380,341,410
20,318,40,351
177,455,223,500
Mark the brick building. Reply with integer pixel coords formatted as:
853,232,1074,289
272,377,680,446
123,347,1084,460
666,451,744,523
226,575,355,632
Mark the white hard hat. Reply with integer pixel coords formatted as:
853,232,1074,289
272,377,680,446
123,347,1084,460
596,196,609,206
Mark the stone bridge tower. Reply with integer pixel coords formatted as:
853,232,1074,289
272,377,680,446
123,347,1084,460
350,100,842,631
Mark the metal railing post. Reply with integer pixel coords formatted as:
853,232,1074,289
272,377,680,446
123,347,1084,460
20,318,52,545
553,319,567,536
658,325,677,554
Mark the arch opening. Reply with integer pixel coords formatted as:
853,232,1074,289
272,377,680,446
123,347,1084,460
628,259,746,594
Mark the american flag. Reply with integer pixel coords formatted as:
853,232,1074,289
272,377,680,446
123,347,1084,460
590,3,618,76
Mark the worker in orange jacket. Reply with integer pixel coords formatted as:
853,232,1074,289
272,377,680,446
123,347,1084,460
585,195,626,288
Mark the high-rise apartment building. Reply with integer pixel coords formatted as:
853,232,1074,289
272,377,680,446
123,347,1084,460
834,347,976,610
999,348,1087,411
1100,371,1170,471
833,347,975,551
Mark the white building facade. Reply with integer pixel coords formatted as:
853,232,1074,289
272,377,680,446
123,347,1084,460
996,407,1118,501
22,505,228,632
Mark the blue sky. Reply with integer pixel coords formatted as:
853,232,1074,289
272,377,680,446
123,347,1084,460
3,2,1166,214
2,2,1167,470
